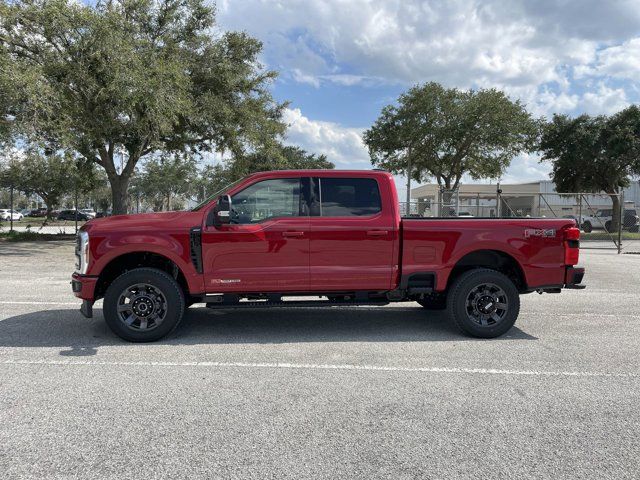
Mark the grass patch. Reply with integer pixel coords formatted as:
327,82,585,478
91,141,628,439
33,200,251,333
0,230,76,242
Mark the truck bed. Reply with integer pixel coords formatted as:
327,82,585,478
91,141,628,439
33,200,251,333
400,217,577,291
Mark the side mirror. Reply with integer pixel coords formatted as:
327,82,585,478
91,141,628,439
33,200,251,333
212,194,232,227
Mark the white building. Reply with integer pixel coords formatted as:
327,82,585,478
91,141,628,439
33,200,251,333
410,180,640,218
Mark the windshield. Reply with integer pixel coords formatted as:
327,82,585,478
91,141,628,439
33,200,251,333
191,177,245,211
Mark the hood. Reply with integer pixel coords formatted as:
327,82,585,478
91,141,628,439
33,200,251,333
84,210,204,233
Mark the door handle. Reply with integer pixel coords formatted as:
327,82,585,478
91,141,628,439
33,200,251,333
367,230,389,236
282,231,304,238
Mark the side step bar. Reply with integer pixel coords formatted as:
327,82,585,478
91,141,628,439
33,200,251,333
201,294,390,309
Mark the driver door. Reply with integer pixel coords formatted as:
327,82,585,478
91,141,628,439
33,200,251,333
201,177,310,293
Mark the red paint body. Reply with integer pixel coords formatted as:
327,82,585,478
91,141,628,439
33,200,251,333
72,170,582,301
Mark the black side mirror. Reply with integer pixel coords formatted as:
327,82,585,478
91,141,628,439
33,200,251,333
212,194,232,227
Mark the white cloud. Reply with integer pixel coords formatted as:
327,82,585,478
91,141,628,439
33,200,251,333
500,153,551,184
580,84,630,115
216,0,640,183
578,38,640,81
282,108,369,167
218,0,638,90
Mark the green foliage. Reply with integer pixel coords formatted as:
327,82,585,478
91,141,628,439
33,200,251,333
539,105,640,231
136,153,199,211
0,230,76,241
228,145,334,179
191,146,334,208
540,107,640,193
0,146,96,215
1,0,286,213
363,82,539,189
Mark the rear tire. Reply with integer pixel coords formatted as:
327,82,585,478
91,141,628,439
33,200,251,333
447,269,520,338
103,267,185,342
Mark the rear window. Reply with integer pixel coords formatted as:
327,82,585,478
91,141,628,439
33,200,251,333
318,177,382,217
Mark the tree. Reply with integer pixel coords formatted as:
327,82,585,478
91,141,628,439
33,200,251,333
539,106,640,232
363,82,538,204
137,153,198,211
0,147,97,217
1,0,286,214
228,145,334,178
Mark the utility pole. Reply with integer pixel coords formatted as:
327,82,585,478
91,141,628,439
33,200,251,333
74,182,79,235
406,145,412,214
10,184,14,233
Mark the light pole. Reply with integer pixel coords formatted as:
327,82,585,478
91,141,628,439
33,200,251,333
10,184,14,233
74,181,79,235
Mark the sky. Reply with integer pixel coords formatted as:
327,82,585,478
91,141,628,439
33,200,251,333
215,0,640,189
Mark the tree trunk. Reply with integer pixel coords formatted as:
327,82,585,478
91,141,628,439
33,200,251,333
610,194,621,234
109,174,132,215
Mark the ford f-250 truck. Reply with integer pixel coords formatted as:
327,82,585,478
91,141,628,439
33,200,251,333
71,170,585,342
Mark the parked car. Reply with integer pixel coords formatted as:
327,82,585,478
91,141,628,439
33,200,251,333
20,209,32,216
57,210,90,221
80,209,97,219
0,209,23,221
581,209,640,233
457,211,474,217
28,208,48,218
72,169,585,342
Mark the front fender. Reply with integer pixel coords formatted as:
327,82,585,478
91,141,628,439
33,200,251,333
87,231,204,294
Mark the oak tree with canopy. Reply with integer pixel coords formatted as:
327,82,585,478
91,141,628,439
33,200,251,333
0,146,98,217
363,82,538,206
539,106,640,233
0,0,286,214
228,145,334,179
136,153,199,211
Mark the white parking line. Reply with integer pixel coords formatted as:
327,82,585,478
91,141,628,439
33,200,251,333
0,301,80,305
1,359,637,378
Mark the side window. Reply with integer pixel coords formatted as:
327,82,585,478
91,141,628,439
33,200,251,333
230,178,303,224
317,177,382,217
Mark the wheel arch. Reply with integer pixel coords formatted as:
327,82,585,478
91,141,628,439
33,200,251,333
94,251,190,300
446,249,527,292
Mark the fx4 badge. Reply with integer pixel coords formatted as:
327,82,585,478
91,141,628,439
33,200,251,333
524,228,556,238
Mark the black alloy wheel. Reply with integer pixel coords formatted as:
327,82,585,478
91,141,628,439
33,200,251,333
103,268,185,342
447,269,520,338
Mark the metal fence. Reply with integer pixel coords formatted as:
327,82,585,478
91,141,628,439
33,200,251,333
3,185,639,253
402,189,640,253
0,187,83,235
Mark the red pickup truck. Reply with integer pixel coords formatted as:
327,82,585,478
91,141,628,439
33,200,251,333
72,169,585,342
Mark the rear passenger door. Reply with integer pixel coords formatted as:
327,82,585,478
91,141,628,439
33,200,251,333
308,176,396,291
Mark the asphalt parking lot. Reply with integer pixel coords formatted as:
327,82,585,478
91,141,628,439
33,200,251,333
1,241,639,479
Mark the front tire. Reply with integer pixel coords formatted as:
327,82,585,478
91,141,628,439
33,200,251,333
103,268,185,342
582,222,592,233
447,269,520,338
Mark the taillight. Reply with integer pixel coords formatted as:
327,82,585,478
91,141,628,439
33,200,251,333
564,227,580,265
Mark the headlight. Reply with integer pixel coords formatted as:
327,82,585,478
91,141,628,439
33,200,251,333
75,231,90,274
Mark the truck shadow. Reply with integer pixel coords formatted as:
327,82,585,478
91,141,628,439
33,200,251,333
0,306,537,356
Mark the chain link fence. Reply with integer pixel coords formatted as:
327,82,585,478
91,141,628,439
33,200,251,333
403,188,640,253
3,184,639,252
0,187,85,235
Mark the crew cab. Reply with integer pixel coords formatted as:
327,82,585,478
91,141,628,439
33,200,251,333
71,170,585,342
